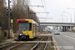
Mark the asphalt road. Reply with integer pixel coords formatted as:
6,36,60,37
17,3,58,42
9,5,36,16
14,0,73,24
53,32,75,50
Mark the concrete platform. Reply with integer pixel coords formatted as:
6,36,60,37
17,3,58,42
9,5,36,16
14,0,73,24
10,41,53,43
39,34,52,36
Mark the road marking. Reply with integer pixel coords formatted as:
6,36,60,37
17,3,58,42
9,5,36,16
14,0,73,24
65,35,75,40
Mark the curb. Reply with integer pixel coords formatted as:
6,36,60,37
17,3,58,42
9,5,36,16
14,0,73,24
52,35,60,50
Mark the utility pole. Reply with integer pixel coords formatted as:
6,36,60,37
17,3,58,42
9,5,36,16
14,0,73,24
8,0,11,38
26,5,28,19
61,15,63,22
28,7,29,19
29,13,35,20
74,11,75,24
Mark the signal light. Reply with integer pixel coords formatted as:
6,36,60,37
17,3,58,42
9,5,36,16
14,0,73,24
7,13,12,16
6,9,12,11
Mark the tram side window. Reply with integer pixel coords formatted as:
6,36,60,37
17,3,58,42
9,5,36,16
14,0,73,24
37,26,38,31
33,24,35,30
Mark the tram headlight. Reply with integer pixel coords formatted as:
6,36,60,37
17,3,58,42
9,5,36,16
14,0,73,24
26,34,28,35
20,34,22,35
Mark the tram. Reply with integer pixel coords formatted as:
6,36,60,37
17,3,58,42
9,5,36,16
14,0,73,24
16,19,39,40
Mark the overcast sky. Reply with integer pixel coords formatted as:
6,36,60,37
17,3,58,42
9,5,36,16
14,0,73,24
6,0,75,23
29,0,75,23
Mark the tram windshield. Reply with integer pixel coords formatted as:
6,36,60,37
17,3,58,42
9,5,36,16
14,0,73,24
18,23,31,31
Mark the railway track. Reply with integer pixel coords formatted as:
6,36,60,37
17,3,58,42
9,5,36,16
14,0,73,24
0,41,20,50
0,43,14,50
44,36,49,50
0,43,23,50
7,43,23,50
9,37,47,50
31,36,49,50
0,42,11,47
0,36,50,50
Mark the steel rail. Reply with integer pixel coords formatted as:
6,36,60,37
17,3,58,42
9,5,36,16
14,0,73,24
30,36,46,50
44,36,49,50
7,43,23,50
0,42,11,46
0,43,14,50
0,41,18,50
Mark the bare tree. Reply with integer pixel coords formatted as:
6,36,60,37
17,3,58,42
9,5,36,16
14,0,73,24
16,0,29,11
11,0,39,32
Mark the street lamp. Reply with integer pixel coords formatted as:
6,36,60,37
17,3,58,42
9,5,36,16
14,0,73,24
61,15,68,23
62,11,72,30
62,11,72,23
67,8,75,24
62,11,64,23
64,12,72,29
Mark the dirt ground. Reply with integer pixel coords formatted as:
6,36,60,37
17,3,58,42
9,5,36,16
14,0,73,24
11,44,35,50
35,43,45,50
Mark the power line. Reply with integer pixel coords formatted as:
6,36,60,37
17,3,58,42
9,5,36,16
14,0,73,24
43,0,49,17
38,0,43,6
44,0,47,12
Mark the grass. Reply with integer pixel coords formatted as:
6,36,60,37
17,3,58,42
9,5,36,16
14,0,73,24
12,43,36,50
67,31,75,32
49,36,54,50
49,42,54,50
48,31,52,33
46,36,54,50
